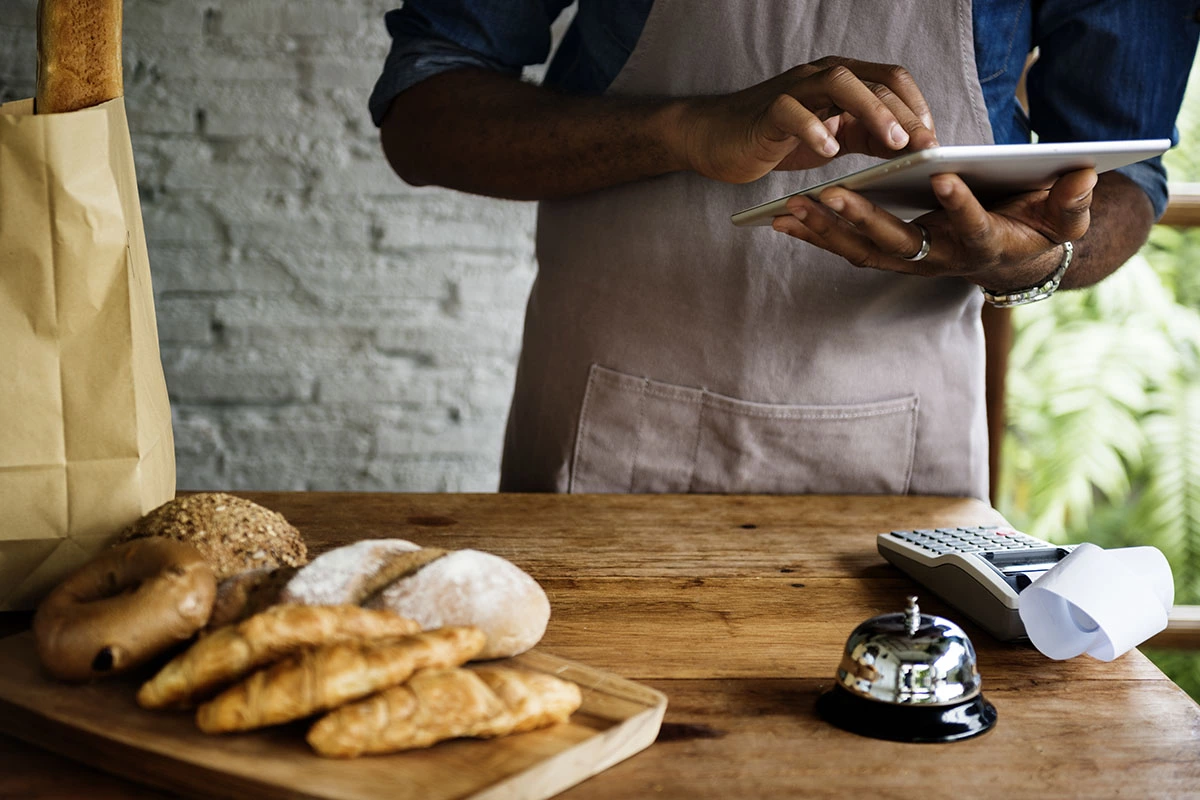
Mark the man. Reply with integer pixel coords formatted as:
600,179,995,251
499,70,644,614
370,1,1198,499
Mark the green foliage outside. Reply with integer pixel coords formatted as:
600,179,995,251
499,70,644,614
995,66,1200,697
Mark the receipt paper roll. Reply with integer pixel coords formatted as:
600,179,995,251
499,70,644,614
1018,543,1173,661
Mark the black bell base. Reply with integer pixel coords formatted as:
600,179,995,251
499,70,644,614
816,685,997,743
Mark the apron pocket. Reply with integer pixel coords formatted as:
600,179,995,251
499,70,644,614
570,364,918,494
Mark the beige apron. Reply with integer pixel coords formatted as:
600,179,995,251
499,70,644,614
503,0,994,498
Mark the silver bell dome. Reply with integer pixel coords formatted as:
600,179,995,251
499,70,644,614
836,596,981,705
817,595,997,743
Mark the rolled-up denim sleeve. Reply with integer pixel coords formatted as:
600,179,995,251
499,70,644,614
1028,1,1200,219
370,1,573,128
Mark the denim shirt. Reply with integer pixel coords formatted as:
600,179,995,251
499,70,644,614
370,1,1200,218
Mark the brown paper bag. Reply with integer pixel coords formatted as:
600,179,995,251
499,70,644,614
0,96,175,610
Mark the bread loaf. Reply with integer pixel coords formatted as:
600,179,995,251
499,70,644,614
120,493,308,581
207,566,298,630
278,539,446,607
36,0,124,114
282,539,551,660
366,549,550,659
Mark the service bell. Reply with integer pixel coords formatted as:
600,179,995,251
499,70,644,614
816,596,997,743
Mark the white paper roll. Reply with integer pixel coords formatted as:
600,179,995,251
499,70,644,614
1017,543,1174,661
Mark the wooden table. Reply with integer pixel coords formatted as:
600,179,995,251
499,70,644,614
2,492,1198,798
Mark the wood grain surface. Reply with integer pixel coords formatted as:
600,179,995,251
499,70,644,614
1,492,1198,799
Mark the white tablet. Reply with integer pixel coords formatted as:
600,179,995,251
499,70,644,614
730,139,1171,226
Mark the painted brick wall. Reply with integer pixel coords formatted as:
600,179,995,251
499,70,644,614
0,1,563,491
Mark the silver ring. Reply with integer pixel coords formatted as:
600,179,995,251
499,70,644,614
902,223,931,262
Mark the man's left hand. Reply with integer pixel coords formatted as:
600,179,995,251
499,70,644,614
771,168,1098,291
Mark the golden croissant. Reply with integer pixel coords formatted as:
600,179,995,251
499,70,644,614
196,626,486,733
307,665,582,758
138,604,420,709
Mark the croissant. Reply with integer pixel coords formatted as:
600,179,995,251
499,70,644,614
472,665,584,734
196,626,486,733
307,665,582,758
138,604,420,710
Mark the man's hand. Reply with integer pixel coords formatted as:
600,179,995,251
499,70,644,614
771,168,1099,291
382,61,937,201
673,56,939,185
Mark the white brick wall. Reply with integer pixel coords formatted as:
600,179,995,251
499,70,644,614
0,0,554,492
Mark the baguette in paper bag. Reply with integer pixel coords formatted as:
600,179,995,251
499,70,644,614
0,0,175,609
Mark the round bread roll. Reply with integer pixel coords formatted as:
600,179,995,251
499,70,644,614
282,539,550,659
365,548,550,660
120,493,307,581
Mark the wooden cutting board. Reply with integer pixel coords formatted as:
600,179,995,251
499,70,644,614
0,632,666,800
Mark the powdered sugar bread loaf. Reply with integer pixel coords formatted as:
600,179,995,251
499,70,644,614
366,549,550,660
279,539,446,607
281,539,550,659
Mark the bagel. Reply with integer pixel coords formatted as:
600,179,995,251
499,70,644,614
33,539,217,681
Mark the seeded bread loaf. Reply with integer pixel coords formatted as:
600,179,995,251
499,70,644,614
120,493,308,581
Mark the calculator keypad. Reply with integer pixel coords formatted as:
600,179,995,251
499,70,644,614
888,526,1047,555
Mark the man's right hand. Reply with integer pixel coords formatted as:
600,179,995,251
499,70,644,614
382,58,937,201
670,56,939,185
